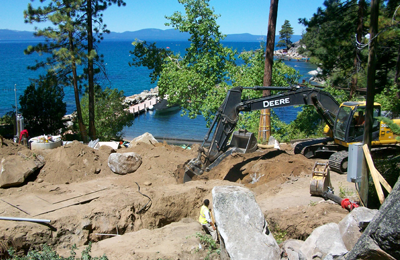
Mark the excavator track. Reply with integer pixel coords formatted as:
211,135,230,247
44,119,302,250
329,150,348,174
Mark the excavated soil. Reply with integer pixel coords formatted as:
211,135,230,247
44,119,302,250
0,138,356,259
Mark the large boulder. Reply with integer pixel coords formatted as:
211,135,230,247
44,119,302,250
130,132,158,147
0,151,45,188
338,206,378,251
299,223,347,259
108,152,142,175
212,186,280,260
346,178,400,260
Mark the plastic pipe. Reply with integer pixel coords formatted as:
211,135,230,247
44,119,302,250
0,216,51,223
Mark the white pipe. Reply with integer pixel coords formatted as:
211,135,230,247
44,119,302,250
0,216,51,223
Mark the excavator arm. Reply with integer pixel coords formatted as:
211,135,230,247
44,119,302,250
183,86,340,182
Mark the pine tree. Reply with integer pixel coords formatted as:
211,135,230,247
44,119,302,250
276,20,293,50
24,0,89,142
79,0,126,140
24,0,126,141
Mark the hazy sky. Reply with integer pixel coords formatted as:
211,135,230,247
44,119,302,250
0,0,325,35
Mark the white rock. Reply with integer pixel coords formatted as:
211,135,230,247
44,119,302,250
108,152,142,175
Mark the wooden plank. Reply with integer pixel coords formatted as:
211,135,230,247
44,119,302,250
3,187,109,216
52,188,108,204
1,199,31,215
361,145,392,193
363,144,385,204
33,194,101,216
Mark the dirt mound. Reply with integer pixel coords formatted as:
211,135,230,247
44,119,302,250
266,202,349,241
181,148,314,189
0,138,30,157
37,141,198,186
37,141,114,184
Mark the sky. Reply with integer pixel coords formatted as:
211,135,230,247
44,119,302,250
0,0,326,36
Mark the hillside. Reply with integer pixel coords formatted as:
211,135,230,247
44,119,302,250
0,28,301,42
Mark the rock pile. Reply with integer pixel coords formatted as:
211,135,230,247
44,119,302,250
274,41,308,60
123,87,159,106
212,184,400,260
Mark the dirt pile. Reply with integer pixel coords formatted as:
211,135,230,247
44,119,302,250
37,141,113,184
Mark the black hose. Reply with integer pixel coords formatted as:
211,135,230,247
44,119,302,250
135,182,152,214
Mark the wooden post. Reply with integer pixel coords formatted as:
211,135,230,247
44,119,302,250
360,0,380,206
259,0,279,142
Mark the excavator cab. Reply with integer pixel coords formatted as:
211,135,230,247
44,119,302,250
332,102,381,145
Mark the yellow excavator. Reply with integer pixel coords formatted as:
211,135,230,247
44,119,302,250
184,86,400,182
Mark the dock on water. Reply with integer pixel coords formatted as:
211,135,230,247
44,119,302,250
127,97,158,115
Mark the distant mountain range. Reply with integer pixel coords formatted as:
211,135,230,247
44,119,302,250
0,28,301,42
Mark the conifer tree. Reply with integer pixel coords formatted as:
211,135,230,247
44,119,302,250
276,20,294,50
78,0,125,140
24,0,126,141
24,0,89,142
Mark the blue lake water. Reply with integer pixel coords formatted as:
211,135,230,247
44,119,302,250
0,40,317,140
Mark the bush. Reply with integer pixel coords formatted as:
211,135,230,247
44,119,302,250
79,87,133,141
8,243,108,260
19,74,66,137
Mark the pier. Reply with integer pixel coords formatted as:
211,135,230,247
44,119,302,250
127,97,158,115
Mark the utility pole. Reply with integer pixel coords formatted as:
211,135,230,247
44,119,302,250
259,0,279,142
360,0,380,206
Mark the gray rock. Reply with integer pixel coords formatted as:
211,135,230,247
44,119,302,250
0,151,45,188
338,206,378,250
346,177,400,260
280,239,306,260
108,152,142,175
130,132,158,147
212,186,280,260
300,223,347,260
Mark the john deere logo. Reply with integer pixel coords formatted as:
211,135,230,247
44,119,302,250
263,98,290,108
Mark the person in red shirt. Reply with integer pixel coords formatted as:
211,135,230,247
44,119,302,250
19,129,29,145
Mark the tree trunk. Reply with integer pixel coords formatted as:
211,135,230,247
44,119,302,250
395,44,400,99
259,0,279,142
350,0,365,98
87,0,96,140
68,30,88,143
361,0,380,207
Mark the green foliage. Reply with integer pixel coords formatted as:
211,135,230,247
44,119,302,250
276,20,294,50
375,85,400,117
24,0,126,141
338,182,354,198
368,156,400,209
376,116,400,141
131,0,236,121
229,46,300,135
309,201,317,206
158,0,237,119
272,106,325,143
79,87,133,141
269,224,287,245
8,243,107,260
195,232,220,260
129,40,173,84
19,74,67,137
300,0,400,95
0,114,13,125
299,0,367,88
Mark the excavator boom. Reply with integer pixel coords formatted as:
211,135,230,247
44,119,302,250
184,86,340,182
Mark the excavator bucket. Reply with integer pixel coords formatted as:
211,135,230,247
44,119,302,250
310,161,332,196
230,129,258,153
